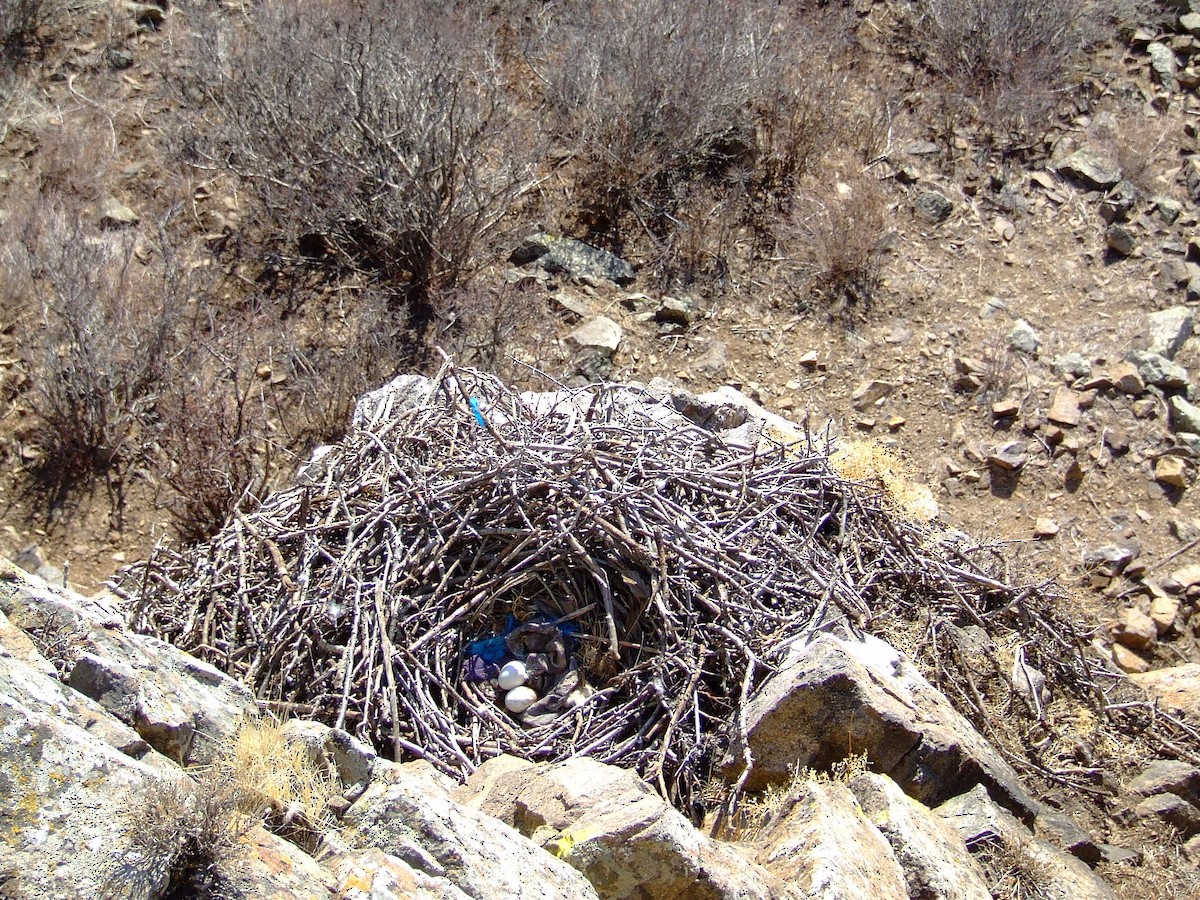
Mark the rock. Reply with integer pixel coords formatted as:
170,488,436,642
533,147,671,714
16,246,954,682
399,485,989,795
1083,545,1136,578
1052,353,1092,379
216,824,337,899
65,625,257,766
993,216,1015,242
721,630,1040,821
329,847,471,899
753,779,907,900
1106,224,1136,257
1033,807,1102,866
654,297,693,328
1130,664,1200,718
1169,395,1200,435
352,374,435,430
1135,793,1200,834
1113,643,1151,674
510,233,635,286
1034,517,1059,538
1164,563,1200,593
1126,759,1200,803
1007,319,1040,355
1055,149,1121,191
567,316,623,356
1113,608,1157,650
1110,361,1146,395
851,380,896,411
1155,455,1189,489
1148,306,1195,359
458,756,791,900
849,773,991,900
991,398,1020,418
1127,350,1189,390
1099,180,1136,223
123,1,165,28
914,191,953,224
1183,11,1200,33
936,787,1116,900
1151,593,1181,634
693,340,728,377
1149,41,1179,87
1047,387,1082,427
99,195,139,228
988,441,1028,471
342,762,599,900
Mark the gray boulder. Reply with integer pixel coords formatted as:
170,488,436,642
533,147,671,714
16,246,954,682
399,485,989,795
1169,395,1200,435
721,631,1040,822
1127,350,1189,390
1148,306,1195,359
1054,149,1121,191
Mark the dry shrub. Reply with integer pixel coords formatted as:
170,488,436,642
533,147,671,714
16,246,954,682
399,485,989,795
434,281,557,381
537,0,843,286
187,0,540,324
1105,114,1181,198
907,0,1111,142
790,178,890,318
973,836,1056,900
215,718,340,848
0,0,59,69
126,771,247,900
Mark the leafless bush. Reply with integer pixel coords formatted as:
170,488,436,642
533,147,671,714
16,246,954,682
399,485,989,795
17,210,187,501
539,0,841,266
0,0,59,69
434,281,557,380
188,0,539,325
907,0,1111,140
790,178,890,318
126,771,247,900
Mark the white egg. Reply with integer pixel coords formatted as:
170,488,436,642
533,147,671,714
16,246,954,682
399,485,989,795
497,660,528,690
504,685,538,714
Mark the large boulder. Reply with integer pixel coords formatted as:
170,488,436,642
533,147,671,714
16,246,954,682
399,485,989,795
748,779,907,900
341,761,599,900
721,630,1039,822
458,755,798,899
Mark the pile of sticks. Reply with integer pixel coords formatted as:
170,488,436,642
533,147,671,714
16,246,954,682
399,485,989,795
113,363,1163,812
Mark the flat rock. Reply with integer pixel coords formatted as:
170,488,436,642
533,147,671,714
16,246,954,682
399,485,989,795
1112,643,1151,674
1114,608,1157,650
753,779,907,900
1164,563,1200,593
851,380,896,410
1148,306,1195,358
1130,664,1200,719
1083,544,1135,578
328,848,471,899
1110,362,1146,395
1047,387,1082,426
988,441,1028,471
217,825,335,899
281,719,376,799
1054,149,1121,190
1134,793,1200,834
1126,759,1200,803
849,773,991,900
99,195,139,228
457,755,795,900
721,630,1040,821
342,762,599,900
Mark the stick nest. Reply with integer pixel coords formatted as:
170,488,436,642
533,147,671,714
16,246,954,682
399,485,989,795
114,364,1185,814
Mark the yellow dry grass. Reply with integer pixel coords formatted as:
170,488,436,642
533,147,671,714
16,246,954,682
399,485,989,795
830,438,939,524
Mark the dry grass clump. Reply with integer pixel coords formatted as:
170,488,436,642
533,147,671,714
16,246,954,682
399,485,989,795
215,718,341,845
831,440,939,524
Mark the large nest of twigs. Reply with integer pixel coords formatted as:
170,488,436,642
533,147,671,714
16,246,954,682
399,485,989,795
114,365,1192,813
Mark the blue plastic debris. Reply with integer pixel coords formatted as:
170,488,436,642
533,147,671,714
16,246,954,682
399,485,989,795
469,397,487,428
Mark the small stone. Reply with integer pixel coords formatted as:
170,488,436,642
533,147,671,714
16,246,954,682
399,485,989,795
851,380,896,411
1183,12,1200,35
567,316,622,355
1156,456,1189,489
1054,148,1122,190
98,196,138,229
993,216,1015,241
1127,759,1200,802
1007,319,1041,355
1113,643,1151,674
798,350,819,368
988,441,1028,471
1128,351,1189,390
1084,544,1135,577
1151,594,1181,635
1106,224,1136,257
1052,353,1092,379
992,398,1020,418
1114,608,1158,650
1149,41,1180,87
914,191,953,224
1148,307,1195,359
1110,362,1146,395
1047,387,1081,427
1136,793,1200,835
1164,564,1200,593
886,416,906,431
654,297,692,328
1034,517,1059,538
1132,398,1157,419
1169,396,1200,435
693,341,728,377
